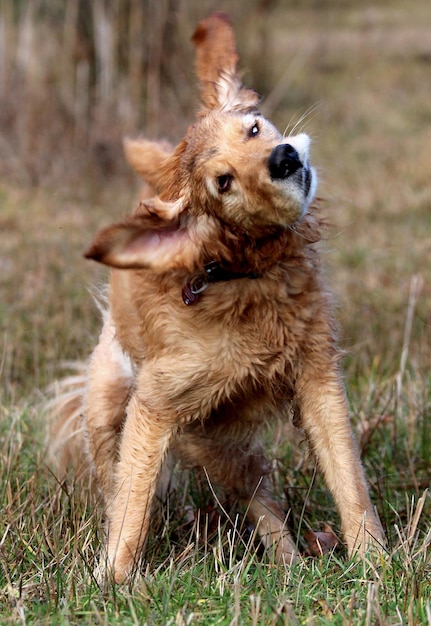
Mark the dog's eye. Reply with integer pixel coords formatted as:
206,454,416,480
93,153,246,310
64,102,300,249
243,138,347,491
217,174,233,193
248,122,260,138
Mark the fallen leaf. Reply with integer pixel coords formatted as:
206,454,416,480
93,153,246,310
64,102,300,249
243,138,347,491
304,524,340,556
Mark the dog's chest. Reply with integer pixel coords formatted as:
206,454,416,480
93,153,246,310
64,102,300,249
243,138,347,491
113,271,317,373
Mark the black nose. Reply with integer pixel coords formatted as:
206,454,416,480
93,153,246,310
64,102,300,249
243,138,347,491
268,144,302,180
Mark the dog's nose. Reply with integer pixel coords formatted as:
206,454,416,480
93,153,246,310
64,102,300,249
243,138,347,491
268,144,303,180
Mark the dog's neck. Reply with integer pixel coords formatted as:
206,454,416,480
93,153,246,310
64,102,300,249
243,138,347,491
182,261,259,306
182,205,322,306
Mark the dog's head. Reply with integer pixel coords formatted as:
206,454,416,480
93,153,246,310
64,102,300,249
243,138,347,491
86,13,317,272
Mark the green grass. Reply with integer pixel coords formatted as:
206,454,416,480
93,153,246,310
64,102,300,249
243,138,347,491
1,0,431,623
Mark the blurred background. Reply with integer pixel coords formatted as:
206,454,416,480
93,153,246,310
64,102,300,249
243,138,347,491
0,3,430,606
0,0,430,403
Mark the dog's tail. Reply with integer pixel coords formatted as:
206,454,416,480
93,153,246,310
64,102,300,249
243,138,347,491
46,362,92,484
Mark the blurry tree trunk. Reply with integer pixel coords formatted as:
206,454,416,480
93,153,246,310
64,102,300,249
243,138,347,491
125,0,146,132
92,0,115,103
145,0,169,136
247,0,278,95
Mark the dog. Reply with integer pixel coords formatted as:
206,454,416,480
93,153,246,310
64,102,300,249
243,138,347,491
49,12,385,583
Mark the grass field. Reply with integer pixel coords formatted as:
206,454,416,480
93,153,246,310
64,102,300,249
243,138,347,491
0,1,430,623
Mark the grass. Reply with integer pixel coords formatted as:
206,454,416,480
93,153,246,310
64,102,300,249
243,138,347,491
1,412,429,626
1,0,431,623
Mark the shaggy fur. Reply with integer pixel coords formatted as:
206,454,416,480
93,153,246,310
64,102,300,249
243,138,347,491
49,12,385,583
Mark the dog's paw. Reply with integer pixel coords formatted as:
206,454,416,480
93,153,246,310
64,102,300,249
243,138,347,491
347,525,387,565
92,558,109,587
272,535,298,566
92,555,130,587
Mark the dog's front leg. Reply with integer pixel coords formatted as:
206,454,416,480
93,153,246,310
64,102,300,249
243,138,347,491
104,393,175,584
296,366,385,557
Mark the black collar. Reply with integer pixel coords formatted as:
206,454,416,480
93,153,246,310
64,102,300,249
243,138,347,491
182,261,260,306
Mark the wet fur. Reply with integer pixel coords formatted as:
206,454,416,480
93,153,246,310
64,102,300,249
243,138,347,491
48,13,384,583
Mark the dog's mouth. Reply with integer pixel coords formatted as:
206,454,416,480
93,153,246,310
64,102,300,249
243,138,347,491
302,166,312,198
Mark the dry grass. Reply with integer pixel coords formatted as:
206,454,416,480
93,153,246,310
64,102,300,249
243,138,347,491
0,0,430,623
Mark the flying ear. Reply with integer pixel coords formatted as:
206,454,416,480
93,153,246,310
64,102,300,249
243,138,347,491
84,216,190,271
192,12,259,113
84,199,218,273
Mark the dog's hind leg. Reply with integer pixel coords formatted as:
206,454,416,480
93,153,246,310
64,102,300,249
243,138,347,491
175,434,297,564
84,312,134,500
47,364,90,482
228,456,298,564
245,479,297,565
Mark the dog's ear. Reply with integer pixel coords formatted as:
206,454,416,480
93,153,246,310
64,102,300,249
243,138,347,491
84,198,214,272
192,12,259,113
123,138,173,190
124,137,189,200
134,196,183,220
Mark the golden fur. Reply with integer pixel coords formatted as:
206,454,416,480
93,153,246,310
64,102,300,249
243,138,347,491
49,13,384,583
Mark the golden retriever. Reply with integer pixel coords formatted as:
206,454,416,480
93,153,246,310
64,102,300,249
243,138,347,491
49,12,384,583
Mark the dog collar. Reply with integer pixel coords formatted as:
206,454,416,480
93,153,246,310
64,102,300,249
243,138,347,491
182,261,260,306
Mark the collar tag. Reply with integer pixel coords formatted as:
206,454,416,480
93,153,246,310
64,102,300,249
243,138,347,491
182,272,209,306
182,262,260,306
